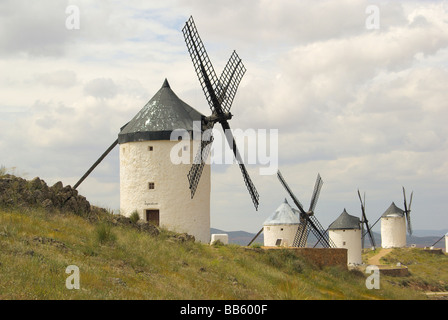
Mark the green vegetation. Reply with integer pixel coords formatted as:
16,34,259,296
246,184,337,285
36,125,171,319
129,210,140,224
380,248,448,292
0,205,439,300
95,222,117,245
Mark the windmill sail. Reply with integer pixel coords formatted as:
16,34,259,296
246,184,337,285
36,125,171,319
358,189,376,249
187,120,214,198
183,17,220,114
402,187,413,235
183,16,259,210
216,50,246,113
308,174,323,213
277,170,333,248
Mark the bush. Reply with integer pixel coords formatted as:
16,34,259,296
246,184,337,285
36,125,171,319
95,223,116,245
130,210,140,224
211,239,225,247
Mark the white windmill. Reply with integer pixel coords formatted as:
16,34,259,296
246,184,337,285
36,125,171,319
263,199,301,247
380,187,413,248
446,233,448,253
118,79,211,242
328,209,362,265
73,17,259,243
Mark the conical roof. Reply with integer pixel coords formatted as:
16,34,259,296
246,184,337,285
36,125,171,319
328,209,360,230
381,202,405,218
263,199,300,226
118,79,204,143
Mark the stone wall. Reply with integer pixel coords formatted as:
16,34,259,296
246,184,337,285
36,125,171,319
262,247,348,268
377,266,410,277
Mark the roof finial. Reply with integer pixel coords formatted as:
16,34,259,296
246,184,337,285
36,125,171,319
162,78,170,88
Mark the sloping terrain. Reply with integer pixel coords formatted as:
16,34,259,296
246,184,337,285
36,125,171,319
0,175,445,300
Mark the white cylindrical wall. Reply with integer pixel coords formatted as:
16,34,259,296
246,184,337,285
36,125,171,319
119,140,211,243
263,225,298,247
445,234,448,253
381,216,406,248
329,229,362,265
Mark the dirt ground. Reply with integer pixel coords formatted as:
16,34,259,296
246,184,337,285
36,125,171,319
367,248,393,265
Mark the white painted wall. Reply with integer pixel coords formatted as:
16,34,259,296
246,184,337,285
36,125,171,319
210,234,228,245
381,216,406,248
445,233,448,253
119,140,211,243
263,224,298,247
329,229,362,265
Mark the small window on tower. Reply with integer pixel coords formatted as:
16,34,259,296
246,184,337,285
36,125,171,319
148,146,153,151
148,182,155,190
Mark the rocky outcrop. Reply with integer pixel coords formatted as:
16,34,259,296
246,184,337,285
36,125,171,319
0,174,196,240
0,174,90,215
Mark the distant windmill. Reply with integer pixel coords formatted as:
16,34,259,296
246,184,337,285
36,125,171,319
277,170,334,248
381,187,414,248
328,208,362,265
357,190,376,250
262,198,301,247
182,16,259,210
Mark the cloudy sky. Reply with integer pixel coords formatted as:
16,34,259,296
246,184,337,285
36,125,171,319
1,0,447,235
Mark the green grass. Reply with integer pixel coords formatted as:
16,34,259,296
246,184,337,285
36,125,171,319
380,247,448,292
0,206,438,300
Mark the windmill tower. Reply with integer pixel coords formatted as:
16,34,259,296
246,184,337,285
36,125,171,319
276,170,334,248
328,209,362,265
380,202,406,248
381,187,413,248
263,199,300,247
118,79,211,243
445,233,448,253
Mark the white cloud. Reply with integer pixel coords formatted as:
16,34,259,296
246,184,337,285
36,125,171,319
0,0,68,57
34,70,78,88
84,78,118,99
0,0,447,234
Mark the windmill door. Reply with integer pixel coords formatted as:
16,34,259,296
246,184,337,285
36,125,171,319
146,210,160,226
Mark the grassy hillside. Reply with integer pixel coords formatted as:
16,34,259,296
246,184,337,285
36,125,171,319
0,206,441,301
369,247,448,293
